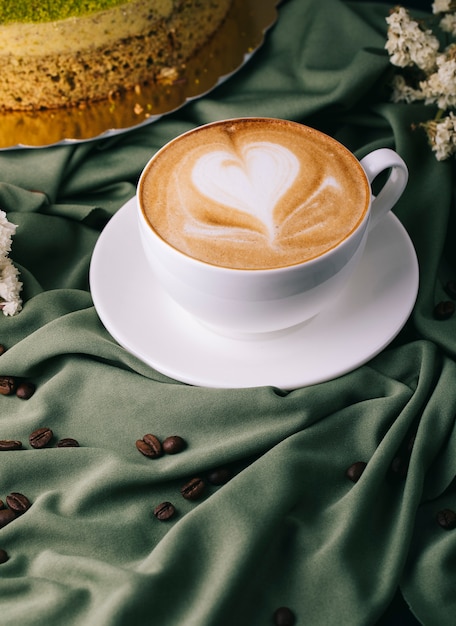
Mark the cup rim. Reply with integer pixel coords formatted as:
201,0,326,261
137,117,371,275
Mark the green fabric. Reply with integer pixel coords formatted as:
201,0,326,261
0,0,454,624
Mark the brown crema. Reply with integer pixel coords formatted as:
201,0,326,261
140,118,370,270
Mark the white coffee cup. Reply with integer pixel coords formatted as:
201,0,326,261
137,118,408,337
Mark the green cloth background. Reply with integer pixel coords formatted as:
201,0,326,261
0,0,454,624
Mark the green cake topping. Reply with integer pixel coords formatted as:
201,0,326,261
0,0,129,24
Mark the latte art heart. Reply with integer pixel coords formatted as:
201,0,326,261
191,142,300,241
141,118,370,269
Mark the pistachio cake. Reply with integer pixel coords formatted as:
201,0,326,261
0,0,232,111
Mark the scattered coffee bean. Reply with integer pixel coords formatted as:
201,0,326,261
29,427,53,448
6,492,31,515
0,376,17,395
180,477,206,501
162,435,187,455
136,433,163,458
436,508,456,530
0,548,9,564
15,381,36,400
433,300,455,320
208,467,233,485
444,280,456,300
0,439,22,451
56,438,80,447
0,500,4,509
154,501,177,521
345,461,367,483
0,344,6,356
0,508,16,529
273,606,296,626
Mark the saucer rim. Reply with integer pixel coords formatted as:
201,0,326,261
89,197,419,390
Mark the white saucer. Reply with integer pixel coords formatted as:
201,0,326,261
89,197,419,390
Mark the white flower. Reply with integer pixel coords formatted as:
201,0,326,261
440,13,456,35
433,0,456,14
421,53,456,109
385,7,439,72
390,74,426,103
423,111,456,159
0,209,16,255
0,257,22,316
0,209,22,316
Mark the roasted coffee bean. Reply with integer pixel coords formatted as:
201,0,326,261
436,508,456,530
16,381,36,400
345,461,367,483
0,344,6,356
6,492,31,515
136,434,163,458
0,376,17,395
181,477,206,500
56,438,80,447
0,508,16,529
433,300,455,320
0,500,4,509
208,467,233,485
154,501,176,521
445,280,456,300
29,427,53,448
0,439,22,451
273,606,296,626
0,548,9,564
162,435,186,455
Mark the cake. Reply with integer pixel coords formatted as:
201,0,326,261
0,0,232,111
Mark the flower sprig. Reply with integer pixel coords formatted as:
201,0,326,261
385,1,456,160
0,210,22,316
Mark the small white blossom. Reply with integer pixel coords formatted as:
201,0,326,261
0,209,22,316
422,112,456,159
433,0,456,14
386,4,456,160
0,210,16,254
385,7,439,72
0,257,22,316
391,74,426,103
440,13,456,35
421,53,456,109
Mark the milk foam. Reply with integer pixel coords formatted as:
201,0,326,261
191,142,300,242
141,119,370,269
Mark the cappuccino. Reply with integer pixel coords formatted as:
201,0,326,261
140,118,370,270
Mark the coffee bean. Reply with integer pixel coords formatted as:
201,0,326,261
29,427,53,448
16,381,36,400
181,477,206,500
56,438,80,447
273,606,296,626
0,344,6,356
0,376,17,395
6,492,31,515
154,501,176,521
208,467,233,485
444,280,456,300
433,301,455,320
0,548,9,564
436,508,456,530
345,461,367,483
0,508,16,529
0,440,22,451
162,435,186,455
0,500,4,509
136,434,163,458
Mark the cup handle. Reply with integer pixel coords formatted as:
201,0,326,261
359,148,408,231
